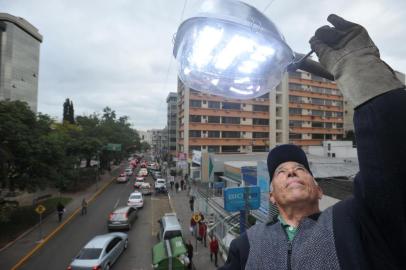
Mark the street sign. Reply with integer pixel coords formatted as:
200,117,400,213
192,213,202,223
105,143,122,151
224,186,261,212
35,204,46,215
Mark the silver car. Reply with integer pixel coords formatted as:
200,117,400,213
67,232,128,270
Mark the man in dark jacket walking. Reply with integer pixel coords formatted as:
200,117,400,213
220,15,406,270
185,240,194,270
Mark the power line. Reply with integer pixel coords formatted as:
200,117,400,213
263,0,276,13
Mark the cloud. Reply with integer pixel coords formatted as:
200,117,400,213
2,0,406,130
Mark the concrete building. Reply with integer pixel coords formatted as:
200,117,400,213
138,130,152,144
166,92,177,157
176,75,289,158
0,13,42,112
150,128,168,160
177,69,346,157
288,70,344,148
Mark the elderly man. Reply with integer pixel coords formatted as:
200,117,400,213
219,14,406,270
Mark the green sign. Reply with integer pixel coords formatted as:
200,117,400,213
105,143,122,151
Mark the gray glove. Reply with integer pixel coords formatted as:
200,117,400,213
310,14,404,107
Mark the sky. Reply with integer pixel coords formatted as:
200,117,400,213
1,0,405,131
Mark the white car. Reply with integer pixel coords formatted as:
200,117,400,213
116,173,127,183
134,178,144,189
139,168,148,177
125,168,133,176
127,192,144,208
155,178,166,189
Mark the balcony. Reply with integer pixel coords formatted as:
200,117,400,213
289,102,343,112
290,127,344,134
189,107,269,118
189,92,269,105
189,122,269,132
288,77,337,89
289,115,343,123
289,90,343,100
289,139,324,146
188,138,268,146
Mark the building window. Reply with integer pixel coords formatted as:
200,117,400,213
289,108,302,115
336,123,343,128
312,98,324,105
252,146,267,152
289,95,302,103
289,121,302,127
252,105,268,112
222,145,240,152
325,122,332,128
222,131,240,138
208,131,220,138
312,134,324,139
253,118,269,125
289,83,303,91
208,101,220,109
253,132,269,138
312,122,323,128
325,134,332,139
312,110,324,116
190,115,201,122
208,145,220,152
208,116,220,123
190,100,202,108
325,111,332,117
189,130,201,137
222,117,240,124
222,102,241,110
289,133,302,139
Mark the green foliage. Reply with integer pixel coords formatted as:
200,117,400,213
0,100,141,192
63,98,75,124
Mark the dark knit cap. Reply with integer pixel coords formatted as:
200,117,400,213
267,144,312,179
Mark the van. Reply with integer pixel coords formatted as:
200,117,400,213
158,213,183,240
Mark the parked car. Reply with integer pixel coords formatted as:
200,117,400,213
107,206,137,231
67,232,128,270
134,177,144,189
141,182,152,195
125,168,133,176
157,213,183,240
152,171,162,180
116,173,128,183
127,192,144,208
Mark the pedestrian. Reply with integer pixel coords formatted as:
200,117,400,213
220,15,406,270
198,211,205,222
170,179,174,190
81,198,88,215
56,202,65,222
185,240,194,270
198,221,207,247
210,235,219,267
180,179,185,190
190,217,197,236
175,182,179,193
189,195,195,212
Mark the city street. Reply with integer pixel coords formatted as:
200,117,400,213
12,166,172,270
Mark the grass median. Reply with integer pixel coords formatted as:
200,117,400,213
0,196,72,249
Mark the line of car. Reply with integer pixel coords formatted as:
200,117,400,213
67,157,151,270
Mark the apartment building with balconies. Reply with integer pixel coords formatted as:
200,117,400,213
176,75,290,157
288,70,344,147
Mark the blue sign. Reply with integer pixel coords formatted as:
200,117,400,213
224,186,261,212
212,181,225,189
241,166,257,185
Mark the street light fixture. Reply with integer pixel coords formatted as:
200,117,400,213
173,0,333,99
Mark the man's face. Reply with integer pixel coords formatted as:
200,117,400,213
270,161,322,207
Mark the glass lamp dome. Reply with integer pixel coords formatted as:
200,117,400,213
173,0,295,99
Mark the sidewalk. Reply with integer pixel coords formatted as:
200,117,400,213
0,165,122,270
169,187,223,270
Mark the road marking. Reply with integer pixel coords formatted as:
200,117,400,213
114,198,120,209
168,193,175,212
10,175,116,270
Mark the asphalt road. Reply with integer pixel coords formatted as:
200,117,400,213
19,163,171,270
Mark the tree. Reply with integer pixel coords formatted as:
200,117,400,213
63,98,75,124
140,141,151,152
